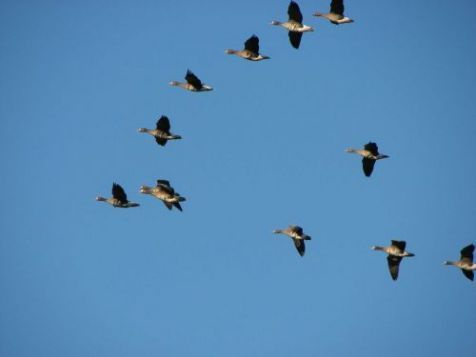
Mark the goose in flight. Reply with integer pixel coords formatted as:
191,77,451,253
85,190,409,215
345,142,389,177
313,0,354,25
444,244,476,281
371,240,415,280
140,179,186,211
170,70,213,92
138,115,182,147
273,225,312,256
271,1,314,49
225,35,270,61
96,183,140,208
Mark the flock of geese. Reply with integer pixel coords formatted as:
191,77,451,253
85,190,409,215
95,0,476,282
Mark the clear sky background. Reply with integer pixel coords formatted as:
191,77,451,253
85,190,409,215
1,1,476,356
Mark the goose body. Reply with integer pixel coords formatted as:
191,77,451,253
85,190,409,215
345,142,389,177
96,183,139,208
140,179,186,211
271,1,314,49
138,115,182,146
444,244,476,281
313,0,353,25
273,225,311,256
225,35,270,61
170,70,213,92
372,240,414,280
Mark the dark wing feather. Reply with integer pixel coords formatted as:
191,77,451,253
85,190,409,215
362,158,375,177
364,142,379,155
288,1,303,23
461,269,474,281
330,0,344,15
291,225,304,236
156,179,171,188
244,35,259,54
112,183,128,203
173,202,183,211
392,240,406,253
293,239,305,256
185,70,203,89
162,201,173,210
387,255,402,280
460,244,474,262
155,137,167,146
288,31,302,49
156,116,171,132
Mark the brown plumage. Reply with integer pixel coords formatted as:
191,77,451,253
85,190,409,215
96,183,140,208
273,225,312,256
372,240,415,280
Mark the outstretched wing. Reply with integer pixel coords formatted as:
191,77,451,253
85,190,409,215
155,137,167,146
387,255,402,280
156,116,171,132
293,239,305,256
362,158,375,177
364,142,379,156
156,179,171,188
330,0,344,15
112,183,128,203
288,1,303,23
461,269,474,281
391,240,407,253
162,201,173,210
185,70,203,89
460,244,474,262
244,35,259,54
173,202,183,211
288,31,302,49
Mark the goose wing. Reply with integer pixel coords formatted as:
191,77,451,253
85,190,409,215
387,255,402,280
293,238,305,256
288,31,302,49
156,180,175,194
162,201,173,210
112,183,128,203
288,1,303,23
364,142,379,156
156,116,171,133
244,35,259,54
173,202,183,211
290,225,304,236
460,244,474,263
155,137,167,146
185,70,203,89
156,179,171,188
330,0,344,15
461,269,474,281
391,240,406,253
362,158,375,177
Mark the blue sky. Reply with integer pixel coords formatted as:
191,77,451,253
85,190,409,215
1,0,475,356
